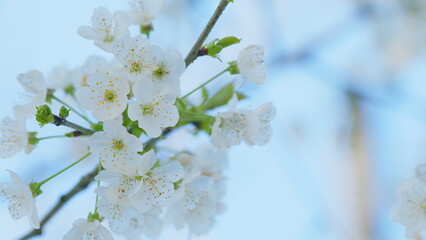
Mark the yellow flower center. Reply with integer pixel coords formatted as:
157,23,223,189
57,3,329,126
112,139,125,151
104,89,117,102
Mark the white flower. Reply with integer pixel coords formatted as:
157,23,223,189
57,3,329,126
211,111,247,150
129,0,164,26
88,120,142,175
16,70,47,118
237,45,267,84
97,196,132,234
78,7,129,52
113,35,151,80
0,115,29,159
96,171,139,206
95,188,162,239
211,100,276,149
128,82,179,138
71,55,109,88
193,145,228,182
169,176,218,235
244,102,276,146
0,170,39,229
63,218,113,240
390,177,426,239
129,150,184,213
122,207,162,240
143,46,185,93
47,64,72,90
76,71,130,121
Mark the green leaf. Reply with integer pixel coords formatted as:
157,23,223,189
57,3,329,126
227,0,234,2
130,121,144,138
204,83,234,110
204,36,241,59
122,106,133,128
91,123,103,132
216,36,240,48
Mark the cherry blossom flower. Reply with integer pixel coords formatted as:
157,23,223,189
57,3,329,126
78,7,129,52
121,207,162,240
0,117,28,158
0,170,39,229
96,171,139,206
128,0,164,26
47,64,72,90
16,70,47,118
63,218,113,240
391,176,426,239
76,72,130,121
88,120,142,175
244,102,276,146
70,55,109,88
193,145,228,182
143,46,185,92
211,111,247,150
128,82,179,138
211,99,276,149
169,176,220,235
97,195,132,234
129,150,184,213
113,35,151,80
237,45,267,84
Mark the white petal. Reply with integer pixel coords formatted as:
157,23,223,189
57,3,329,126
152,161,184,183
129,182,153,213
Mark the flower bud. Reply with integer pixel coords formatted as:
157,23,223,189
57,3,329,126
59,106,70,119
35,104,54,127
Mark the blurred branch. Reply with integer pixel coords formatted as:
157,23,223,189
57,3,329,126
185,0,231,67
349,93,372,239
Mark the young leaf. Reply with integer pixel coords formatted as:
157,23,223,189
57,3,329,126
204,83,234,110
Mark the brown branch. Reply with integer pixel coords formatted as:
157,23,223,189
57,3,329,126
53,115,95,136
184,0,231,67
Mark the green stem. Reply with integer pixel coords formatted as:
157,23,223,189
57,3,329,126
37,135,67,141
38,152,92,187
93,161,102,214
52,95,94,125
180,69,228,100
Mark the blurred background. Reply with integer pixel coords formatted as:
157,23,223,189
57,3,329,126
1,0,426,239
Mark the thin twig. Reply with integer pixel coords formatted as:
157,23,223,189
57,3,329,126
52,115,95,136
184,0,231,67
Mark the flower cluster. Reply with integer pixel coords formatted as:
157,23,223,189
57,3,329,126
0,0,275,239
